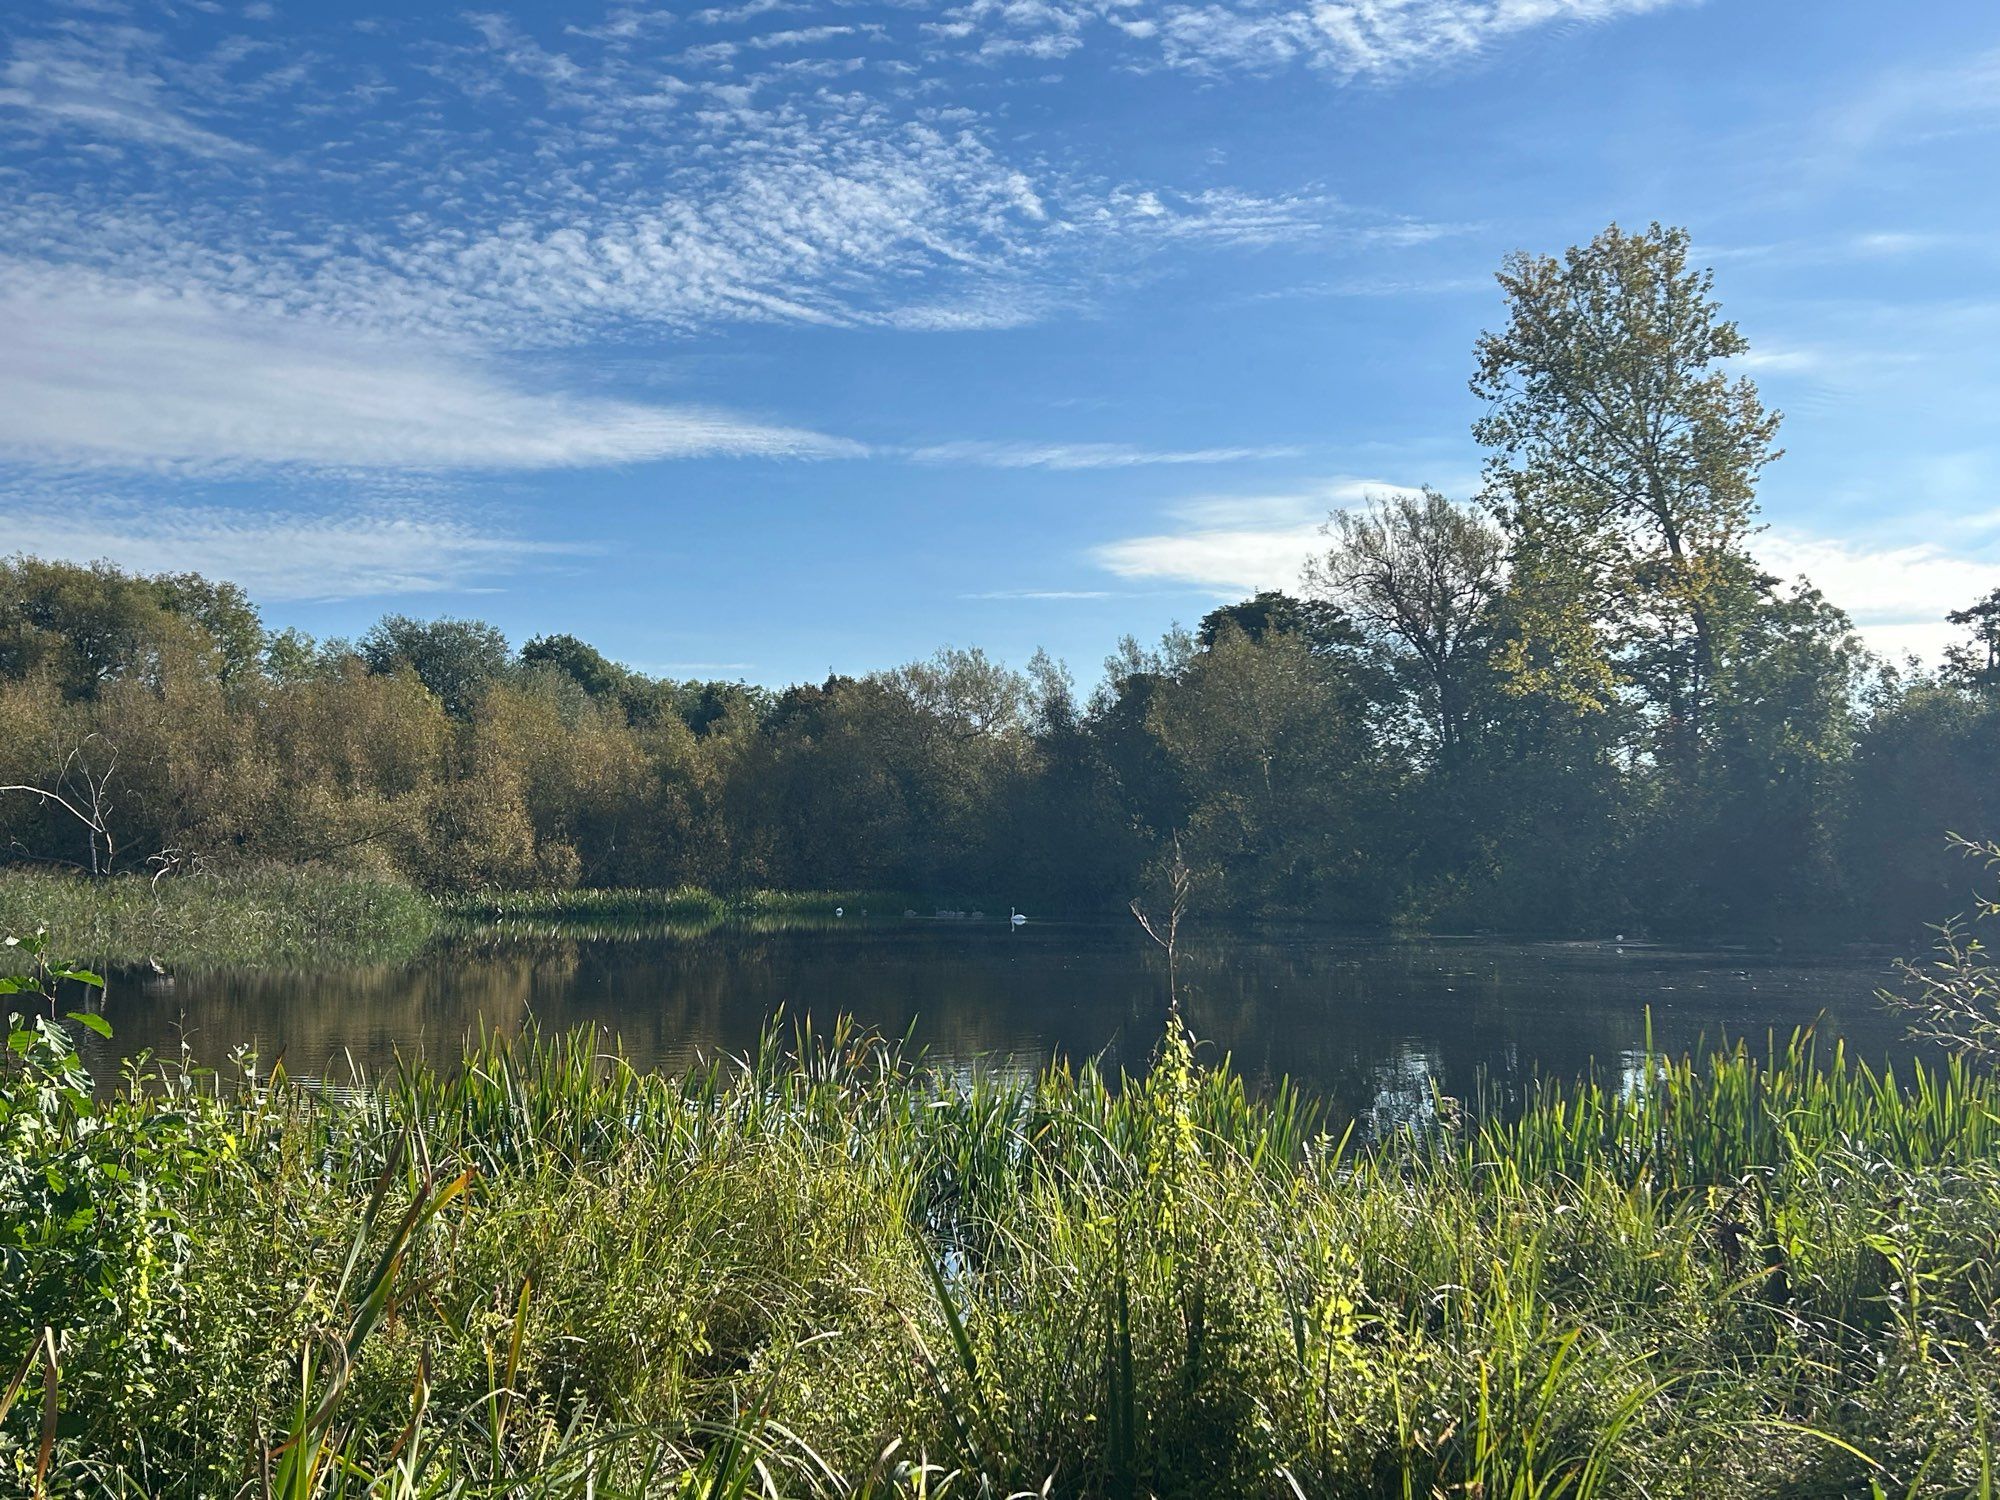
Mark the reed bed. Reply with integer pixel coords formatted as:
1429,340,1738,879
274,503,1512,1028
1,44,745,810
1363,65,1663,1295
440,888,905,929
0,875,911,970
3,1010,1997,1498
0,868,438,969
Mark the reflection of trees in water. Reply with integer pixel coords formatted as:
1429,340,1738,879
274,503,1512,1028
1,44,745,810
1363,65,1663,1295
98,945,556,1081
1157,933,1902,1127
96,927,1907,1132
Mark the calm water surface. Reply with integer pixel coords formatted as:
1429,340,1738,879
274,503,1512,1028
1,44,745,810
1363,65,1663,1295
90,920,1917,1127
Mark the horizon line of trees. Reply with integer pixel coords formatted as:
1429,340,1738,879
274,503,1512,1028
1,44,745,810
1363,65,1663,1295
5,223,1998,937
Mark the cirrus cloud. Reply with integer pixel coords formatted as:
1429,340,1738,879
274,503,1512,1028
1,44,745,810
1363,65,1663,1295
0,272,859,473
0,490,592,601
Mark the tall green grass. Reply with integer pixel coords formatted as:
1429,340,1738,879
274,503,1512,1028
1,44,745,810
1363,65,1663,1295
0,875,924,969
0,868,438,969
5,1012,1998,1497
437,887,911,947
441,887,921,929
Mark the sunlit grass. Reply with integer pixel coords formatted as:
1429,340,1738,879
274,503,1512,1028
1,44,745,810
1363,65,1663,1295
439,885,908,934
0,867,438,969
7,1007,1998,1497
0,874,934,969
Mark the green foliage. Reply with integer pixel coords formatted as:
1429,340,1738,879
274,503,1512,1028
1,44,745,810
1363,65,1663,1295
0,555,248,701
0,929,222,1492
0,869,437,968
522,631,626,699
1845,684,2000,933
1472,221,1782,746
2,223,1997,935
8,1005,2000,1497
1145,621,1400,917
1309,489,1505,765
1945,588,2000,694
359,614,512,719
1195,591,1361,656
1881,836,2000,1059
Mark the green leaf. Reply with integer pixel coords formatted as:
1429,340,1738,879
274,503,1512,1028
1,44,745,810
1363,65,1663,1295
54,969,106,991
66,1011,113,1039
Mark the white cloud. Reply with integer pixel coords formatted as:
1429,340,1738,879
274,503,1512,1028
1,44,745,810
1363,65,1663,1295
1089,497,2000,666
748,25,863,48
0,493,589,601
0,273,859,472
1090,478,1429,592
1070,185,1444,250
911,440,1300,469
0,12,1462,355
1755,529,2000,663
0,1,1679,488
1733,341,1921,383
1736,347,1826,374
0,30,252,156
1250,273,1491,300
964,587,1113,599
934,0,1696,78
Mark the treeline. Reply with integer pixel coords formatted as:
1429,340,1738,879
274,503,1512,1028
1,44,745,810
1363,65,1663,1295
4,224,1998,936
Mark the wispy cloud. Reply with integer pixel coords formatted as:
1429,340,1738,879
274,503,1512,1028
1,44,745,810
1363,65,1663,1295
0,8,1469,354
1827,47,2000,153
0,28,253,156
1090,478,1431,593
0,270,858,472
0,491,590,601
0,0,1694,488
1709,231,1989,268
964,588,1114,599
1249,272,1491,301
910,440,1300,470
932,0,1697,78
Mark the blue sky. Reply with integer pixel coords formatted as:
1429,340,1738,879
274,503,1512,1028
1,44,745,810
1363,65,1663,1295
4,0,1998,685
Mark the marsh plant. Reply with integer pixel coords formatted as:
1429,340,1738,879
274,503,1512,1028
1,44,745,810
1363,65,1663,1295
0,867,440,972
1882,835,2000,1062
2,941,1998,1496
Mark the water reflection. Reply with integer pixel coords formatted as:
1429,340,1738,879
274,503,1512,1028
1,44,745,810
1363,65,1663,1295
86,921,1916,1129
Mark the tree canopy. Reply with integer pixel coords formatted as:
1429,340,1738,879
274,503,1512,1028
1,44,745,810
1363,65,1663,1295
2,223,1991,937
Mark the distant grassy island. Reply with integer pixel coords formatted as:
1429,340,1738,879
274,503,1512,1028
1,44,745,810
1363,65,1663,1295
0,868,910,970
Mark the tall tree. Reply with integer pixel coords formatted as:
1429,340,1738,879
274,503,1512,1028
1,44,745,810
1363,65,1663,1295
360,615,510,719
1195,591,1359,655
1945,588,2000,693
520,633,624,699
1308,489,1504,766
1145,622,1399,917
1472,222,1782,759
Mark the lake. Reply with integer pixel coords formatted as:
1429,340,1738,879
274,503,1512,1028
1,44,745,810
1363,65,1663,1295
80,918,1926,1127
